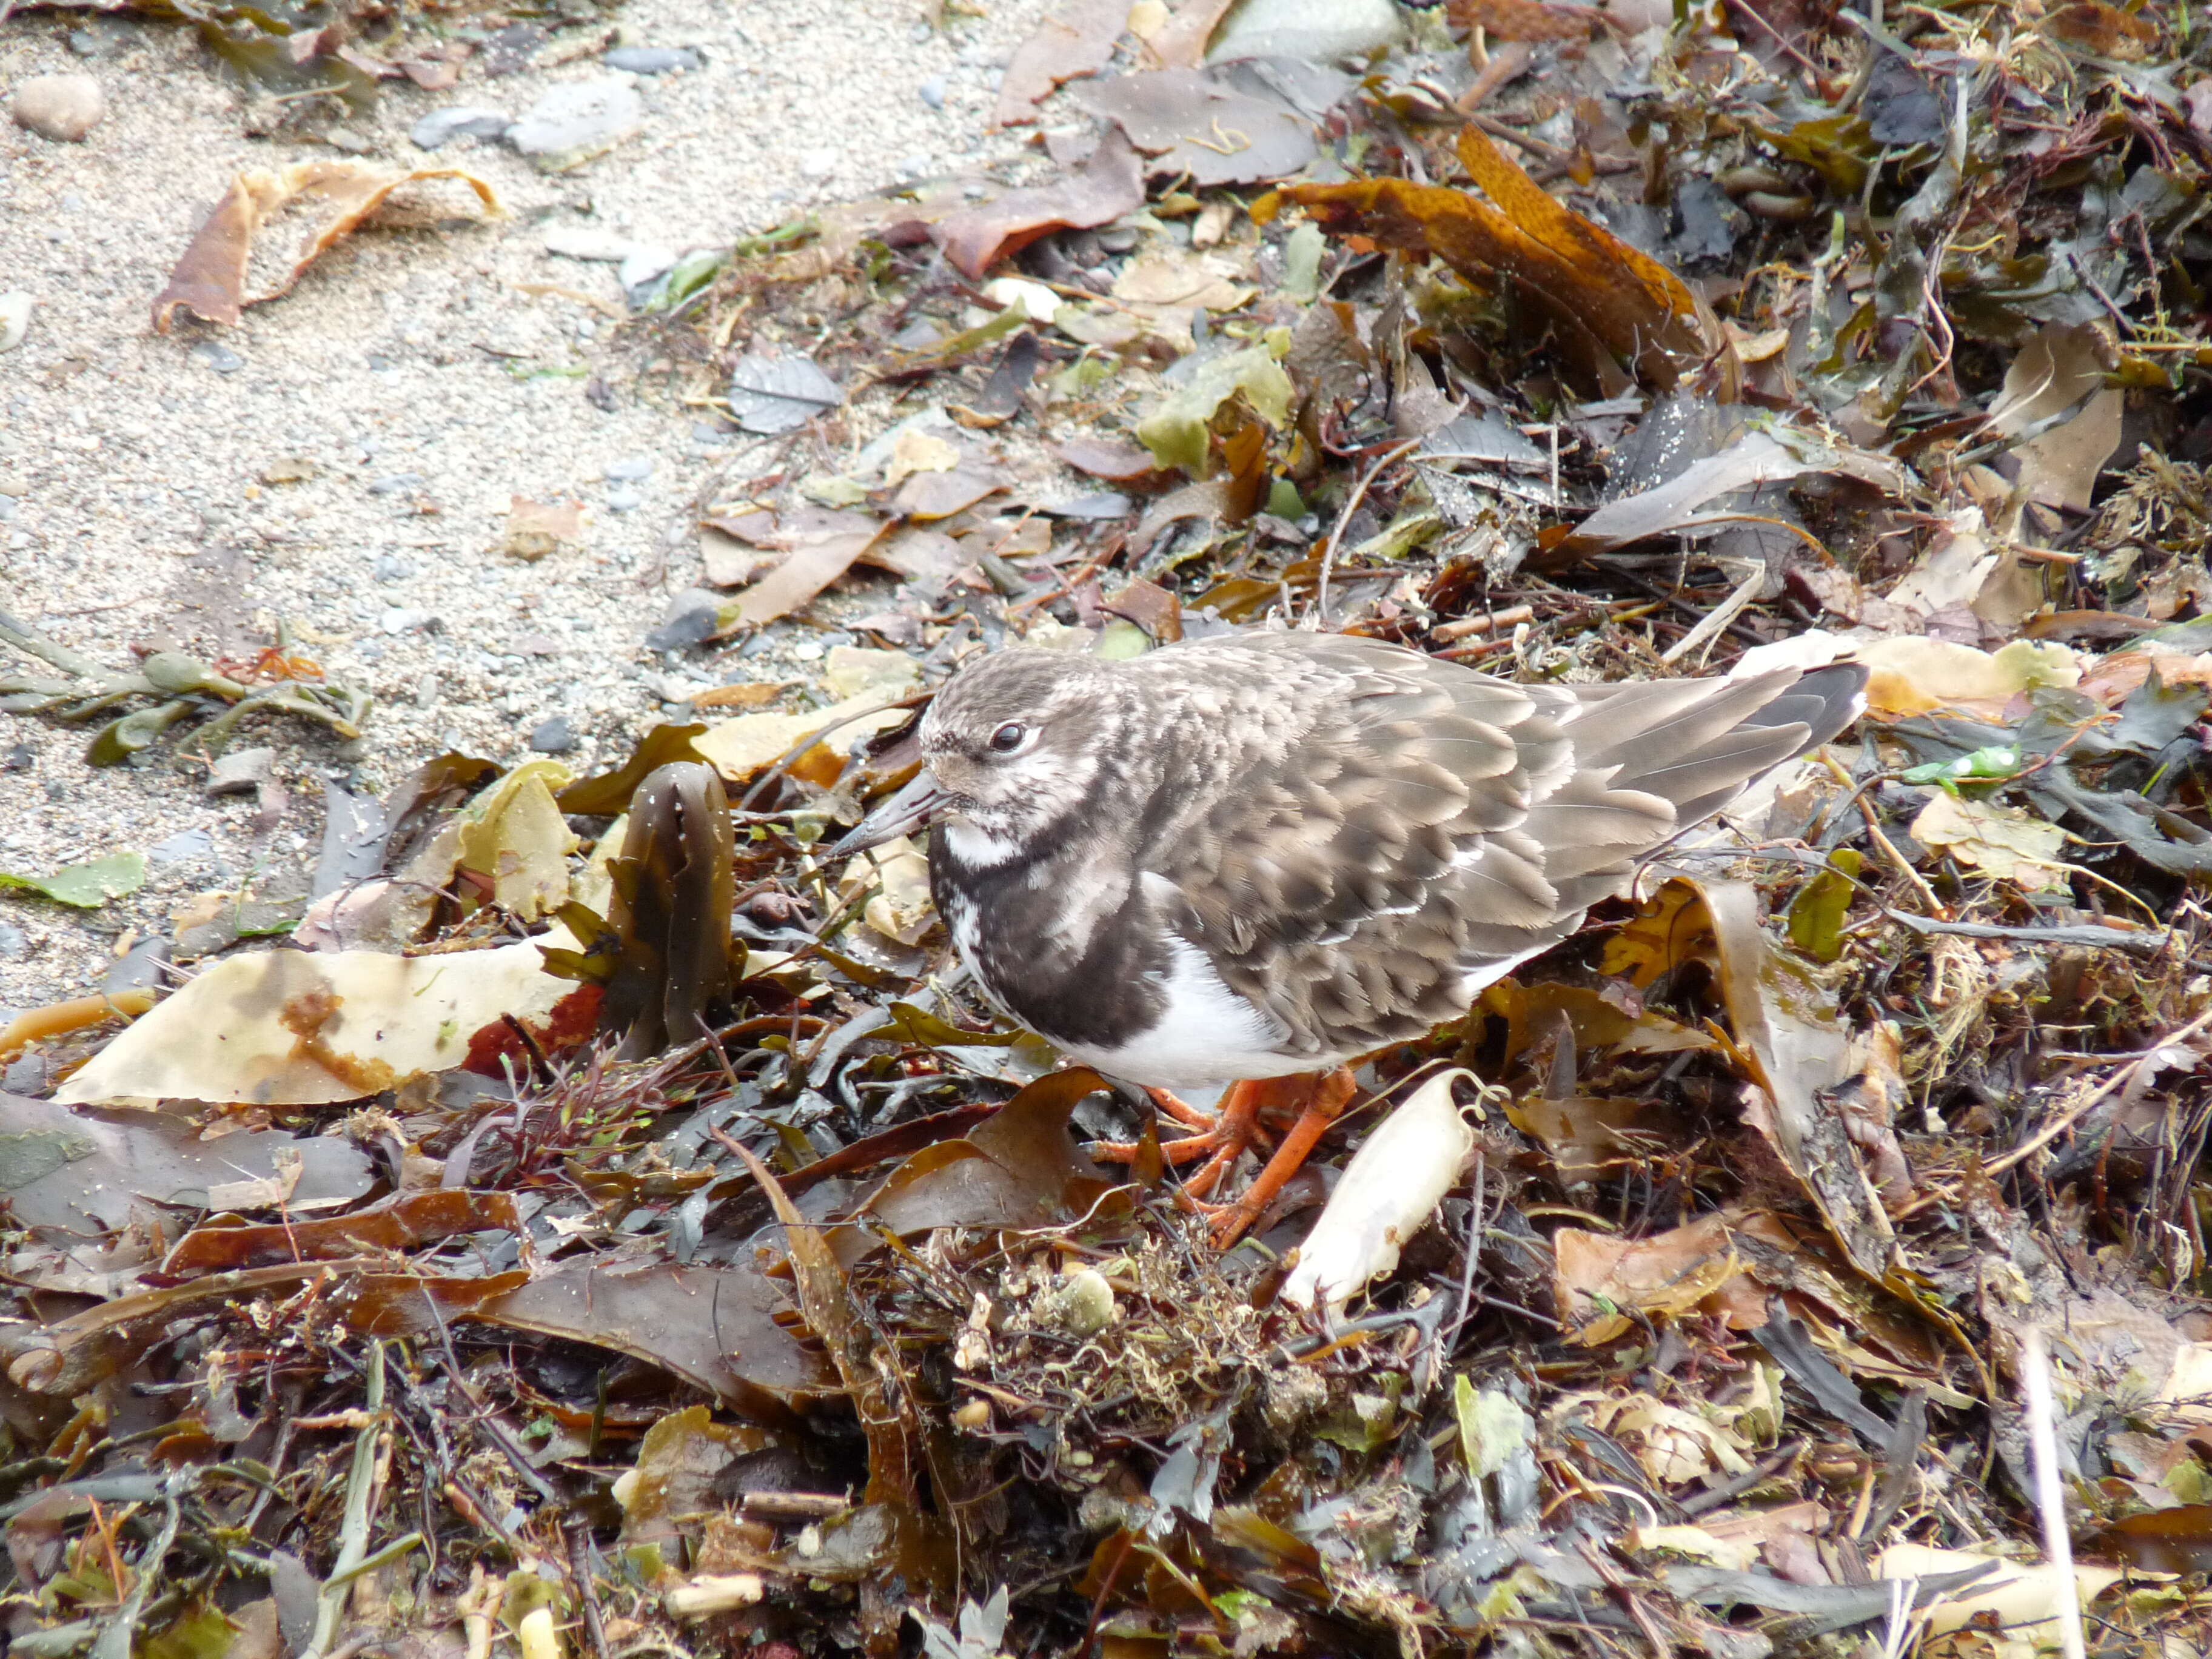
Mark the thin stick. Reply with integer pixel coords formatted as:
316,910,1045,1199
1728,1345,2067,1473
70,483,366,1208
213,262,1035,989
1895,1004,2212,1217
1315,438,1421,625
2019,1326,2088,1659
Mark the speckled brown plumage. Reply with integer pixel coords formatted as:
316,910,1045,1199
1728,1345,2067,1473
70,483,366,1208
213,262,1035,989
841,632,1865,1089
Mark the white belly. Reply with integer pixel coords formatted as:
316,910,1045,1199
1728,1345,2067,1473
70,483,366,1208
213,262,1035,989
1055,936,1325,1088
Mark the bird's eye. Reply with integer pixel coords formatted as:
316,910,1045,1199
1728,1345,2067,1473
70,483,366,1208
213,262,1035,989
987,722,1027,754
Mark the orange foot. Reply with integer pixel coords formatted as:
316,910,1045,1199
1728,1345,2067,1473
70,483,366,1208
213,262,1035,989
1093,1068,1358,1248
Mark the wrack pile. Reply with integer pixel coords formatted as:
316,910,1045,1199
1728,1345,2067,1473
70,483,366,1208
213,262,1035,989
13,0,2212,1652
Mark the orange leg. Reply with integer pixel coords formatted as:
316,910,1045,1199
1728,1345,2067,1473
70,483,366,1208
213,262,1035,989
1204,1067,1358,1248
1091,1070,1358,1247
1090,1079,1279,1175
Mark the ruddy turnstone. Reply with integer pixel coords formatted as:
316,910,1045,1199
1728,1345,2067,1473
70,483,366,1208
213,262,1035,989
838,632,1866,1243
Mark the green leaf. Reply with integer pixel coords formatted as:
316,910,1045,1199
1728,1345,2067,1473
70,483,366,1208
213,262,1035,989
1134,344,1295,474
1785,848,1862,964
0,851,147,908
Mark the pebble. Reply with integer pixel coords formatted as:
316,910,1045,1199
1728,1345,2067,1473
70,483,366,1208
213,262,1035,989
0,917,25,959
529,716,578,752
0,501,16,523
149,826,215,866
606,486,642,512
619,247,678,298
374,554,415,581
605,455,655,481
0,293,22,354
411,106,513,150
193,341,244,374
381,608,438,635
366,472,425,495
508,79,646,172
644,588,721,651
204,747,275,796
908,21,933,42
542,224,634,261
800,149,837,180
12,74,105,142
919,76,947,111
604,45,700,74
67,29,101,55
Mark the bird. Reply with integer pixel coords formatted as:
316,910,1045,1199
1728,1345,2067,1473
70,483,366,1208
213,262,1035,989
835,631,1866,1245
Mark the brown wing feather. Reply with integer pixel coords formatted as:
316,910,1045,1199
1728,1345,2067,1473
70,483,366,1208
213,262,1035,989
1159,640,1865,1060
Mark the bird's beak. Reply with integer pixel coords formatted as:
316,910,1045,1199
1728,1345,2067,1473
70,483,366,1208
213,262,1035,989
831,769,949,857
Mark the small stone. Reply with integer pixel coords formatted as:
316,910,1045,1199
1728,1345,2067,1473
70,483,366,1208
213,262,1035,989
381,608,438,635
618,246,677,297
529,716,578,753
367,472,425,496
645,588,722,651
799,148,837,180
0,501,16,523
411,105,512,150
193,341,244,374
479,21,548,75
606,486,642,512
604,45,700,73
690,418,734,443
67,29,101,55
206,747,276,796
1,743,31,771
908,21,933,42
919,76,947,110
542,223,634,261
604,455,655,481
373,554,415,581
12,75,105,143
508,78,645,173
149,826,215,866
0,917,25,960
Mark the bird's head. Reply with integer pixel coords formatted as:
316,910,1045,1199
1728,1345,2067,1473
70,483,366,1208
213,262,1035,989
833,649,1124,865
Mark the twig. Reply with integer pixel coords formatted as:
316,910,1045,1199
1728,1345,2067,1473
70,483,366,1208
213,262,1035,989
1315,438,1421,625
2020,1326,2089,1659
566,1517,612,1659
1659,565,1765,667
1877,910,2170,957
1895,1005,2212,1216
90,1483,182,1659
301,1341,387,1659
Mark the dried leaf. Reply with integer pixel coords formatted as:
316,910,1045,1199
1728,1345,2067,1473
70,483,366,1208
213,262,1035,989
152,162,503,332
858,1067,1121,1242
1451,0,1590,40
0,1093,374,1232
501,497,585,562
1282,127,1712,387
726,352,842,435
1076,69,1318,187
996,0,1129,124
934,127,1145,280
454,759,579,922
1908,792,2068,888
56,942,578,1107
727,1138,920,1505
726,510,890,628
163,1190,519,1273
